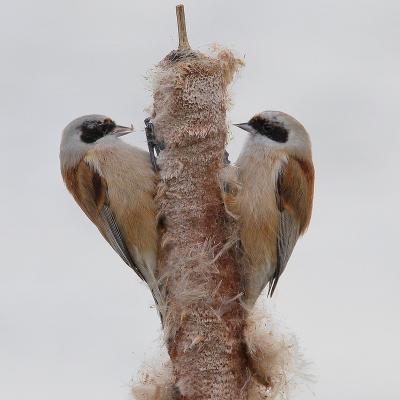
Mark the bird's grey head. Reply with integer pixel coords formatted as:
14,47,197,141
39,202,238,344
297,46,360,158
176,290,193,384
60,114,132,169
235,110,312,158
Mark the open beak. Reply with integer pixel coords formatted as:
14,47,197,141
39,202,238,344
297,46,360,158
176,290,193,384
112,124,134,137
234,122,253,133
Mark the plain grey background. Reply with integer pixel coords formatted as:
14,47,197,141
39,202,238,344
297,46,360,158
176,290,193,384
1,1,399,399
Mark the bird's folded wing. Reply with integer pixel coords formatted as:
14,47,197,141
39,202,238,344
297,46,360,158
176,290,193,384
270,209,299,295
269,159,305,295
98,205,146,281
279,156,314,232
74,160,146,281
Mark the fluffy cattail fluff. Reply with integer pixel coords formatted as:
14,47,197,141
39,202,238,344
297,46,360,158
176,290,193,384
130,305,310,400
245,306,312,400
131,359,175,400
147,45,245,399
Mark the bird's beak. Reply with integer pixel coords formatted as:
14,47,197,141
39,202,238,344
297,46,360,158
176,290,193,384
112,124,134,137
234,123,253,133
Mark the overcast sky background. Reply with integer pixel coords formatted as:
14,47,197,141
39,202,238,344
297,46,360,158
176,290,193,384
1,1,399,399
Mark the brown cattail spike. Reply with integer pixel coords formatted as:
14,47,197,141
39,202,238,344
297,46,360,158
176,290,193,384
150,45,246,399
176,5,191,51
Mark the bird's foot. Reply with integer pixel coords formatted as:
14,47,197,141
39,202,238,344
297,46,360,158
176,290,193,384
145,118,160,172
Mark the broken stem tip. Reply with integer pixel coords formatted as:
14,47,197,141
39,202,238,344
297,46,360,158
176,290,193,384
176,4,191,51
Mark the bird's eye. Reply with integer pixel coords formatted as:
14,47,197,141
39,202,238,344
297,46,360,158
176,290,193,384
263,123,272,132
99,124,108,134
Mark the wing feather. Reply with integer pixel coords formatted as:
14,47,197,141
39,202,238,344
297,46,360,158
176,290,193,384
71,160,146,281
98,205,146,281
269,157,313,295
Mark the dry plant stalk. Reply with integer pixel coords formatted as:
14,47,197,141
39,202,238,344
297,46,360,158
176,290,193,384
148,35,245,398
176,5,191,52
130,6,310,400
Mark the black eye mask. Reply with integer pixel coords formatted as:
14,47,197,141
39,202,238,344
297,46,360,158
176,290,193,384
249,117,288,143
80,119,117,144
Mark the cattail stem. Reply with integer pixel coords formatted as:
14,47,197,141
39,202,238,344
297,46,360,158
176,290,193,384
150,46,246,400
176,5,191,51
138,6,246,400
132,7,308,400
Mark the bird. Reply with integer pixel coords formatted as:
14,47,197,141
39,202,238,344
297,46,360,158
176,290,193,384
223,111,314,305
60,114,163,320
